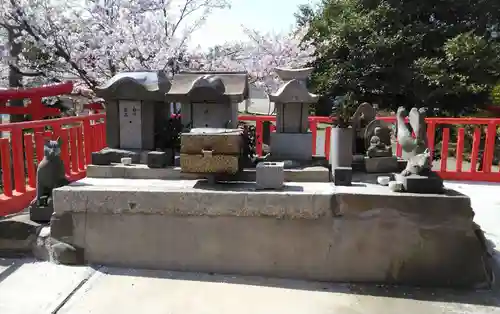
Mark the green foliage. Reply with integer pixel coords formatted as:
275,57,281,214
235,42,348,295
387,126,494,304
330,92,358,128
298,0,500,116
492,83,500,105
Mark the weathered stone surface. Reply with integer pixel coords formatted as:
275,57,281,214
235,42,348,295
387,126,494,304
0,214,41,258
86,164,330,182
256,162,284,190
52,179,334,219
270,133,312,161
332,167,352,186
147,151,168,168
92,148,141,165
180,154,240,174
51,178,490,287
51,241,85,265
394,172,444,194
365,156,399,173
180,129,243,155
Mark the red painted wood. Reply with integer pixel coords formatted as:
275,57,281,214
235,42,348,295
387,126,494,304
470,128,482,173
0,138,13,197
23,134,36,188
440,128,450,172
455,128,465,172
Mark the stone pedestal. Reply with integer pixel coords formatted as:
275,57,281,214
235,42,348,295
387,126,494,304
394,172,444,194
270,133,312,161
332,167,352,186
256,162,284,189
365,156,399,173
92,148,141,165
51,178,490,287
29,196,53,223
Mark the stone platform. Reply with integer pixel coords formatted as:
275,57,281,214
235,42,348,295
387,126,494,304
86,164,330,182
51,178,492,288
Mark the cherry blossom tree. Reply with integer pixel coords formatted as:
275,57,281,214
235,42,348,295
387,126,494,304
191,26,315,93
0,0,230,88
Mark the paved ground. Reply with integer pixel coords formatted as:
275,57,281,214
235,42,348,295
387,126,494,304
0,181,499,314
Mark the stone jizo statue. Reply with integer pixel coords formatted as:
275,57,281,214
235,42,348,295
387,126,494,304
366,127,392,158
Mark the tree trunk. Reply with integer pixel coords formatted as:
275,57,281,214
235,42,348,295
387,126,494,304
7,27,25,123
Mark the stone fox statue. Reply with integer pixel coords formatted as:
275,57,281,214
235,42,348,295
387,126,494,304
30,138,69,206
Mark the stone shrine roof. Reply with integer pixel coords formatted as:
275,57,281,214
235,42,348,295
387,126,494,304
274,67,314,81
167,71,249,103
269,79,319,104
95,71,171,101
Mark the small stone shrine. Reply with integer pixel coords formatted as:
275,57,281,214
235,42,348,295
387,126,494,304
95,71,172,151
167,71,249,129
269,67,319,161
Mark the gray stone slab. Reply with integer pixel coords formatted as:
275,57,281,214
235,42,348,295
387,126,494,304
51,178,489,287
57,267,500,314
394,172,444,194
0,260,95,314
53,179,334,218
365,156,399,173
86,164,330,182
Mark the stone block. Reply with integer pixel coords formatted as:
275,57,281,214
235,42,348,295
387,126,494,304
256,162,284,190
332,167,352,186
91,151,111,166
270,133,312,161
147,151,168,168
29,203,54,223
91,148,142,165
365,156,399,173
394,172,444,194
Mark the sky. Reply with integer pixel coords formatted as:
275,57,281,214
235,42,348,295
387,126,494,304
189,0,315,49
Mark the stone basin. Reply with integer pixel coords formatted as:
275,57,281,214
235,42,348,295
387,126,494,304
51,178,492,288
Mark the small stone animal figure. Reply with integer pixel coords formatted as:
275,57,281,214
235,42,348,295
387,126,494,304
30,139,69,206
401,148,432,177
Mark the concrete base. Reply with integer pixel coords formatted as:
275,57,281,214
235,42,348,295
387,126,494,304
364,156,399,173
86,164,330,182
270,133,312,161
51,178,491,287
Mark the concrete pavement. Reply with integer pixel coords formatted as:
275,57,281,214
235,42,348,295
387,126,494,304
0,181,499,314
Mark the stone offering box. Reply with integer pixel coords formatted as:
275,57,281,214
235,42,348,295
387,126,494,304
180,128,244,174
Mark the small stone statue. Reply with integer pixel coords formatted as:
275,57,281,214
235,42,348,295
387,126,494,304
400,148,432,177
366,127,392,158
396,106,428,160
30,139,69,222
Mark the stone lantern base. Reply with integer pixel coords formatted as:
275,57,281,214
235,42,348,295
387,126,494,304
270,133,313,161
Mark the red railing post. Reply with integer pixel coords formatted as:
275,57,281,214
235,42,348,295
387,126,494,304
426,121,436,161
0,138,13,197
482,122,497,173
440,128,450,172
470,128,481,173
324,126,331,160
76,126,85,171
23,133,36,188
455,128,465,172
11,127,26,193
255,120,263,156
69,127,79,174
82,119,93,165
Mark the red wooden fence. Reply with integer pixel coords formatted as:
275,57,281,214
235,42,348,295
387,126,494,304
0,114,106,215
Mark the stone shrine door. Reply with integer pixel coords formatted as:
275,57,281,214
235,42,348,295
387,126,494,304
119,100,142,149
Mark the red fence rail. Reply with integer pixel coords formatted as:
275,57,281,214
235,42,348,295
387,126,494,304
1,113,499,216
0,114,106,216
